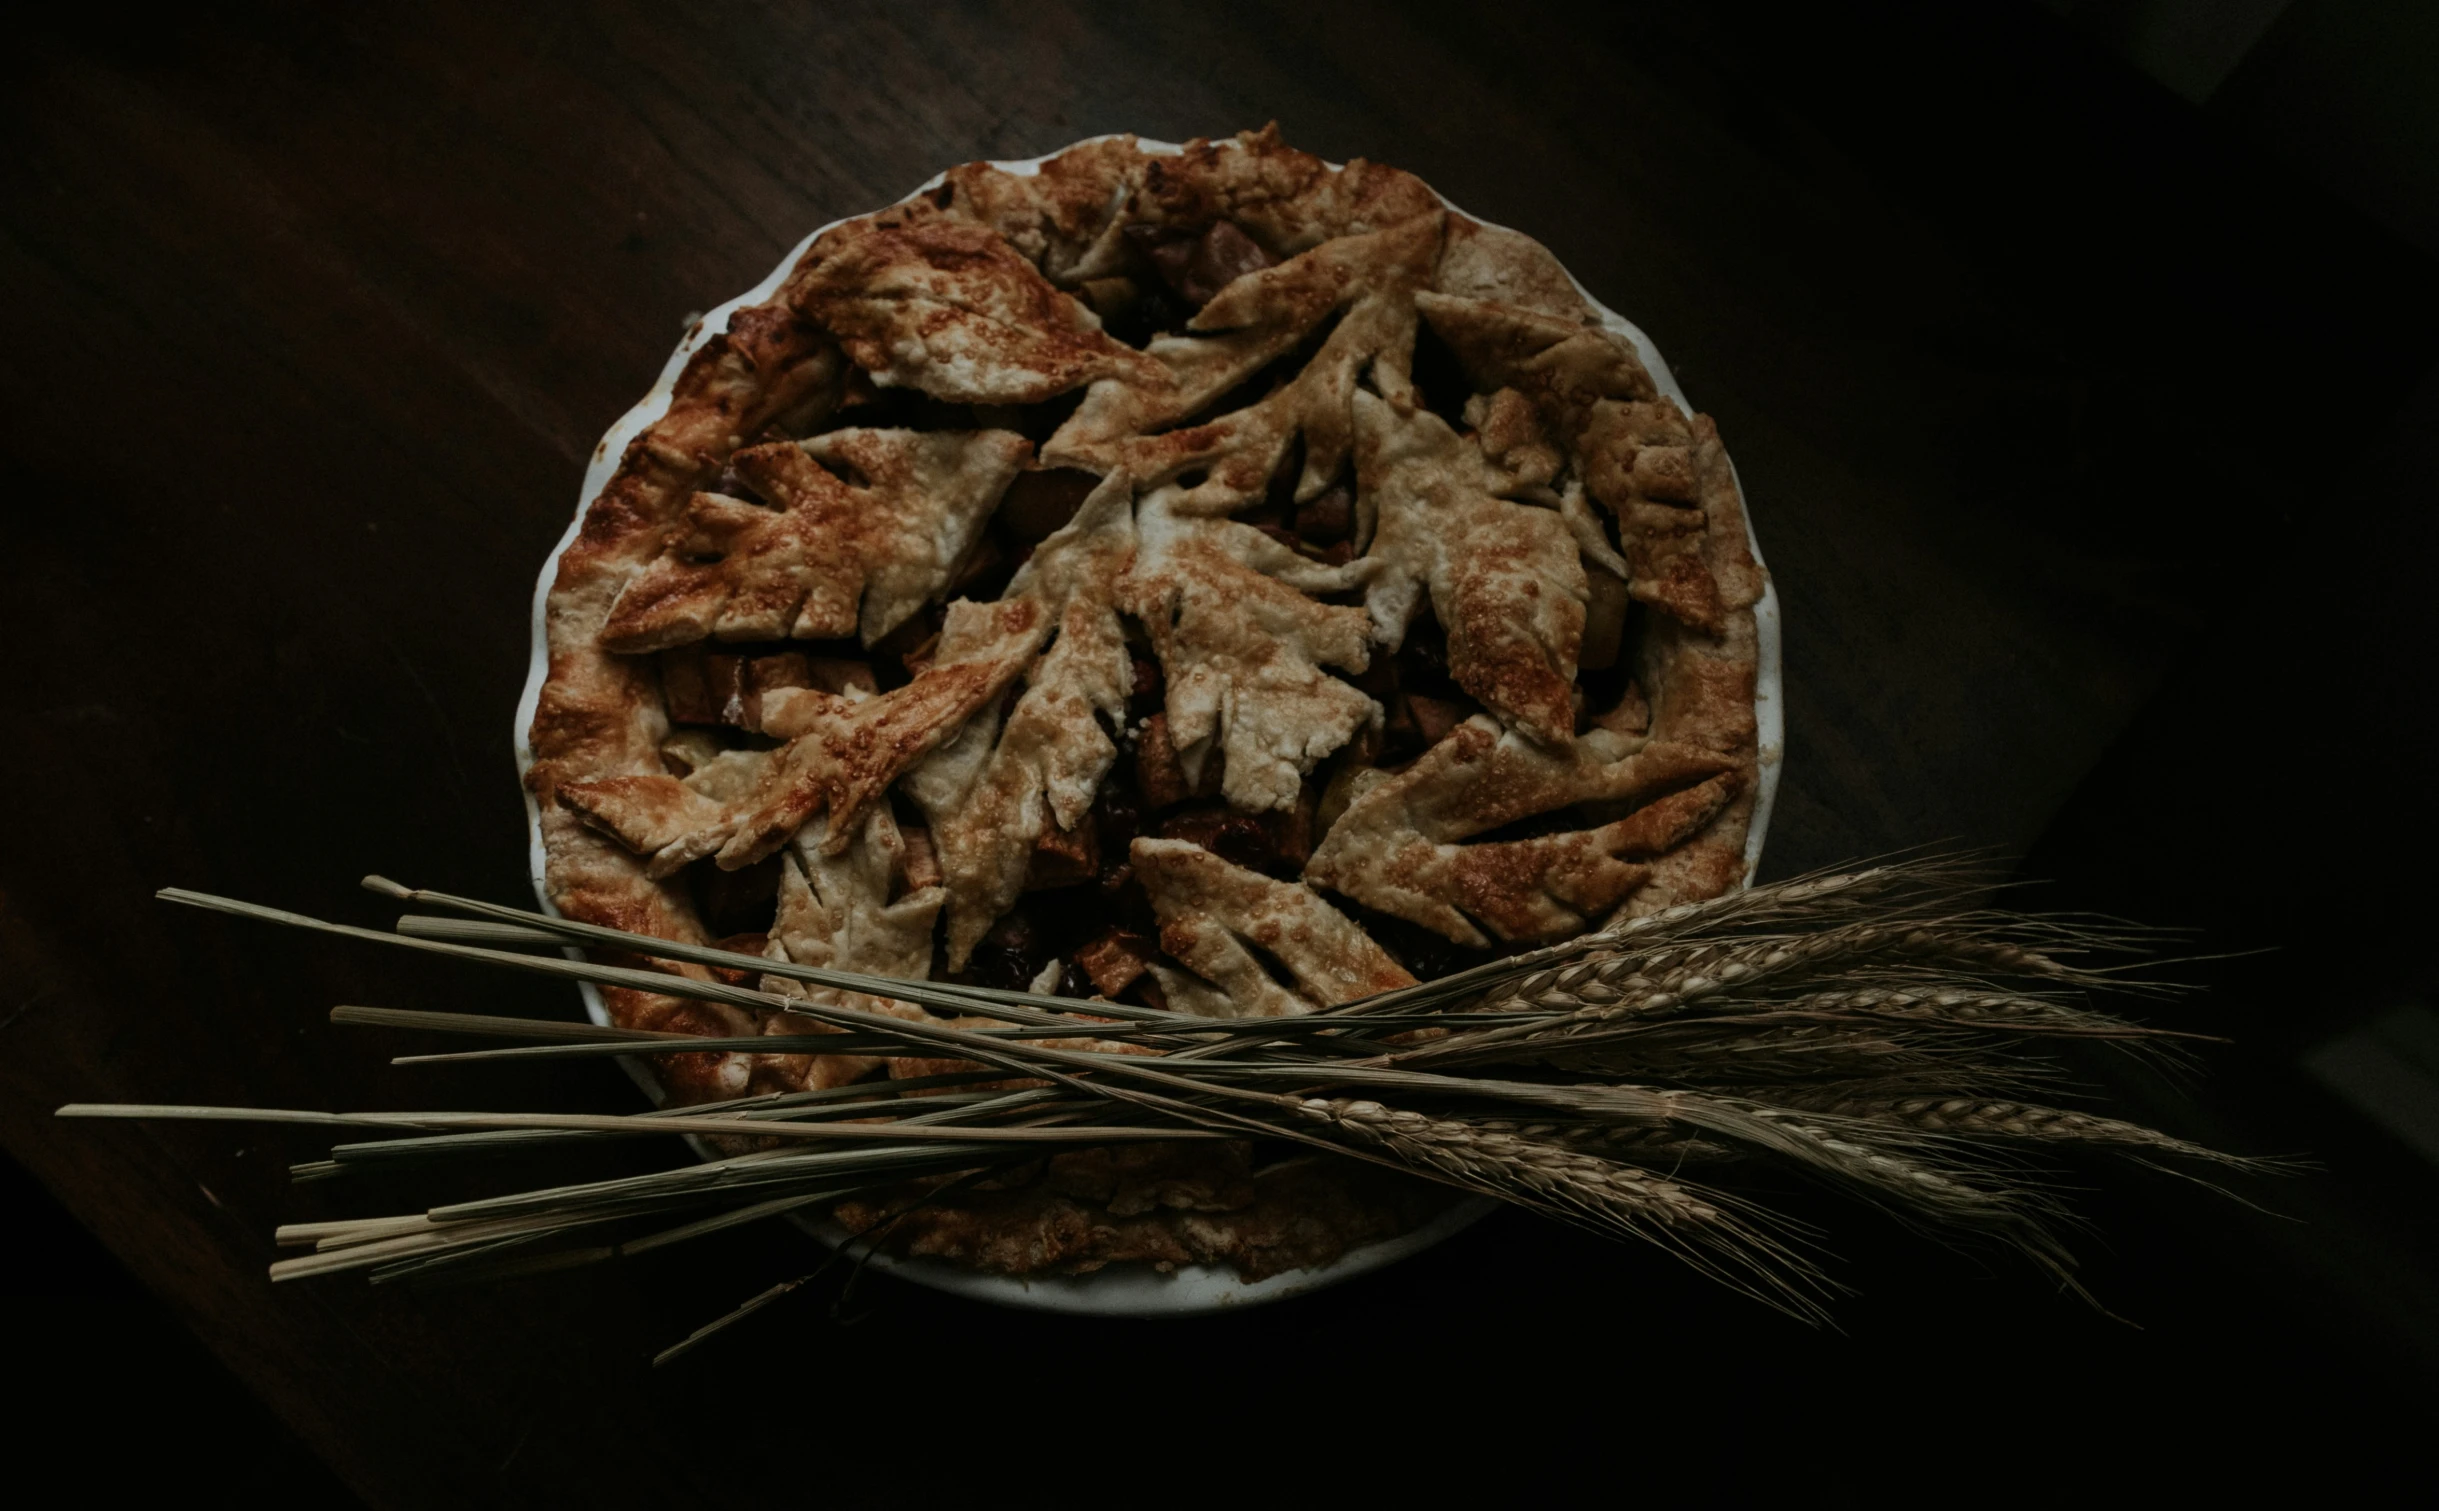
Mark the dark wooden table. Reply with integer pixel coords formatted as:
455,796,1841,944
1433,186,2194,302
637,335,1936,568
7,2,2437,1501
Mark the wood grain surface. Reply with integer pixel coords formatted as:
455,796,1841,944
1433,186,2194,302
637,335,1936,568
5,2,2435,1501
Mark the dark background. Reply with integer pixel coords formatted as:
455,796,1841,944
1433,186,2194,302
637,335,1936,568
4,0,2435,1501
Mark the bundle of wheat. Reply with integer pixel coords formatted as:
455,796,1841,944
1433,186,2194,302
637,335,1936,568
60,857,2267,1357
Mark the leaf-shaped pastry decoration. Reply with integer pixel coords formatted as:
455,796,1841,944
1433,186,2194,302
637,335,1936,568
530,807,764,1104
1353,389,1587,747
1432,214,1596,321
1045,213,1441,492
520,130,1785,1283
1304,714,1742,948
599,428,1031,652
559,598,1044,875
794,216,1163,403
546,745,775,880
1583,398,1765,635
1464,385,1628,581
1132,838,1413,1018
749,806,948,1094
905,472,1138,969
1131,126,1445,255
1621,611,1764,917
1412,290,1657,437
928,136,1152,285
1116,483,1379,812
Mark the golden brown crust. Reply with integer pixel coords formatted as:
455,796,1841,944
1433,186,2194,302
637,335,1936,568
1433,214,1596,321
793,216,1162,404
1355,391,1587,747
933,136,1151,284
748,807,948,1096
1622,608,1762,920
1131,123,1443,255
1045,214,1442,482
600,429,1031,652
1414,290,1658,432
1117,486,1379,812
905,474,1137,969
528,299,847,1089
528,127,1766,1281
1305,717,1739,947
556,600,1044,876
1133,838,1414,1016
835,1153,1454,1281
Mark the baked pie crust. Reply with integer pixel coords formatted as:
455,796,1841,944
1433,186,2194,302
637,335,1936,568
525,127,1768,1281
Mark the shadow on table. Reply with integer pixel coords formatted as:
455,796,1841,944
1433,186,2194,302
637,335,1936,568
0,1152,357,1504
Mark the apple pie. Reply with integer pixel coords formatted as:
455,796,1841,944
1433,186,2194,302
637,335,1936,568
524,126,1766,1279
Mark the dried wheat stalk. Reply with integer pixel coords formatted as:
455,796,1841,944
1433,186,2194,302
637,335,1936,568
56,858,2267,1342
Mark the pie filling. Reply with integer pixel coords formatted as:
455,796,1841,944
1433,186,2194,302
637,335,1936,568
528,128,1764,1279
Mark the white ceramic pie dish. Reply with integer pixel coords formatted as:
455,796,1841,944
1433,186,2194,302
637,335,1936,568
513,136,1783,1316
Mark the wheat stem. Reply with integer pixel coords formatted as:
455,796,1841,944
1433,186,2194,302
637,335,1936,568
59,857,2261,1332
